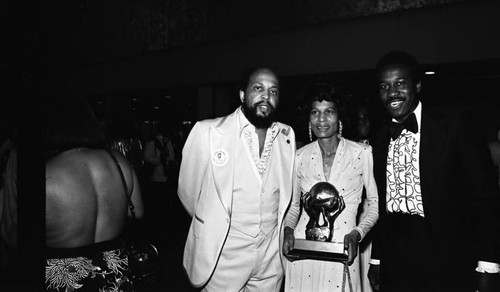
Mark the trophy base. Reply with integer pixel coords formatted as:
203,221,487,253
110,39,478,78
287,239,348,262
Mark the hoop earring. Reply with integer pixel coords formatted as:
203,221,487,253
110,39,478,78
308,123,313,142
338,120,343,138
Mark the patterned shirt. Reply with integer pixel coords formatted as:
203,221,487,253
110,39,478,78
238,107,279,177
386,102,424,217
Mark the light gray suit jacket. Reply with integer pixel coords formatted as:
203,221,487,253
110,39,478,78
178,108,296,287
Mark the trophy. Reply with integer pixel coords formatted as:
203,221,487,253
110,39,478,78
288,182,348,262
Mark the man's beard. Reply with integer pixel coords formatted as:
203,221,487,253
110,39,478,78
242,101,277,129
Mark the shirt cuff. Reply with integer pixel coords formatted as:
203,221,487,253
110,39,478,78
369,259,380,265
476,261,500,273
354,227,365,242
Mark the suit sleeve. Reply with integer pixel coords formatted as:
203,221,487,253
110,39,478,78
178,122,210,217
370,133,387,263
457,109,500,264
283,152,302,230
369,211,382,263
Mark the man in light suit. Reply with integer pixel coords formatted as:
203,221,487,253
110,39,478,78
367,51,500,291
178,67,296,291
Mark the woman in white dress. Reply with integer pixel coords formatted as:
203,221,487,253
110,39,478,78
283,82,379,292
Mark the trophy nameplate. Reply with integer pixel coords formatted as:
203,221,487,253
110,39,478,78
288,239,348,262
288,182,348,262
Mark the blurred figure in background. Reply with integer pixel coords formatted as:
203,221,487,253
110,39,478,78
45,95,144,291
352,104,372,145
107,119,146,188
142,119,178,288
488,128,500,189
0,126,17,272
143,121,175,224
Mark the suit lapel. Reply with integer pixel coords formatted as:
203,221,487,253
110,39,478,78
419,108,444,223
209,115,294,217
274,125,294,215
210,112,238,216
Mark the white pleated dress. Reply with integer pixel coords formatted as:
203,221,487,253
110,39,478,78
284,139,378,292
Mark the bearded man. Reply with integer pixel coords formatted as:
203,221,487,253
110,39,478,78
178,67,296,291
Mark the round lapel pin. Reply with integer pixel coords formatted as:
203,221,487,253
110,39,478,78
212,150,228,166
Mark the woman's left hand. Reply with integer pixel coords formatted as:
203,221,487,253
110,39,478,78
344,229,361,265
283,226,295,260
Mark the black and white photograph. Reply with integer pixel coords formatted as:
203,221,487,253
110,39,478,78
1,0,500,291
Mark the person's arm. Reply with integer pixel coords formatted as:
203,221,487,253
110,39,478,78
177,122,209,217
128,161,145,220
368,260,381,291
0,148,17,249
354,145,379,239
111,149,145,220
282,152,302,258
487,141,500,167
368,145,382,290
0,139,14,159
345,145,379,265
457,110,500,291
368,225,381,291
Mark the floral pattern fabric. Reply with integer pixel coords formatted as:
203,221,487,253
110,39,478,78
242,123,279,177
46,248,134,292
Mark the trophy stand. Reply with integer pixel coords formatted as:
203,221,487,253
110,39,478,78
287,239,348,262
288,182,348,262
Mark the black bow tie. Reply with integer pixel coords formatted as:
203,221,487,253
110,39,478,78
389,113,418,140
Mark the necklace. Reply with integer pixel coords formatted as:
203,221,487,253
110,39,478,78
323,155,334,168
319,140,339,178
321,148,337,168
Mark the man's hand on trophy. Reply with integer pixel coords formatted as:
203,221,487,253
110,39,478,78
283,226,296,260
343,229,361,265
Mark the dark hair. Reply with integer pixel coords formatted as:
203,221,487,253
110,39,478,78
238,67,279,92
45,94,107,159
304,81,344,117
375,50,422,82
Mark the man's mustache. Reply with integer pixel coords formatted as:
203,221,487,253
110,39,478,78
255,101,275,110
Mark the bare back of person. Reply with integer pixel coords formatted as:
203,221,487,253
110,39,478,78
46,148,141,248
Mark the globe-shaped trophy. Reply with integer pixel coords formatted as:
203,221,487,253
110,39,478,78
288,182,348,262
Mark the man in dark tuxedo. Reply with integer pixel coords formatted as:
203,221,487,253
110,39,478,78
367,51,500,292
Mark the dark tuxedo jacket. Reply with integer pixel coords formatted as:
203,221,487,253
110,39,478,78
371,104,500,291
